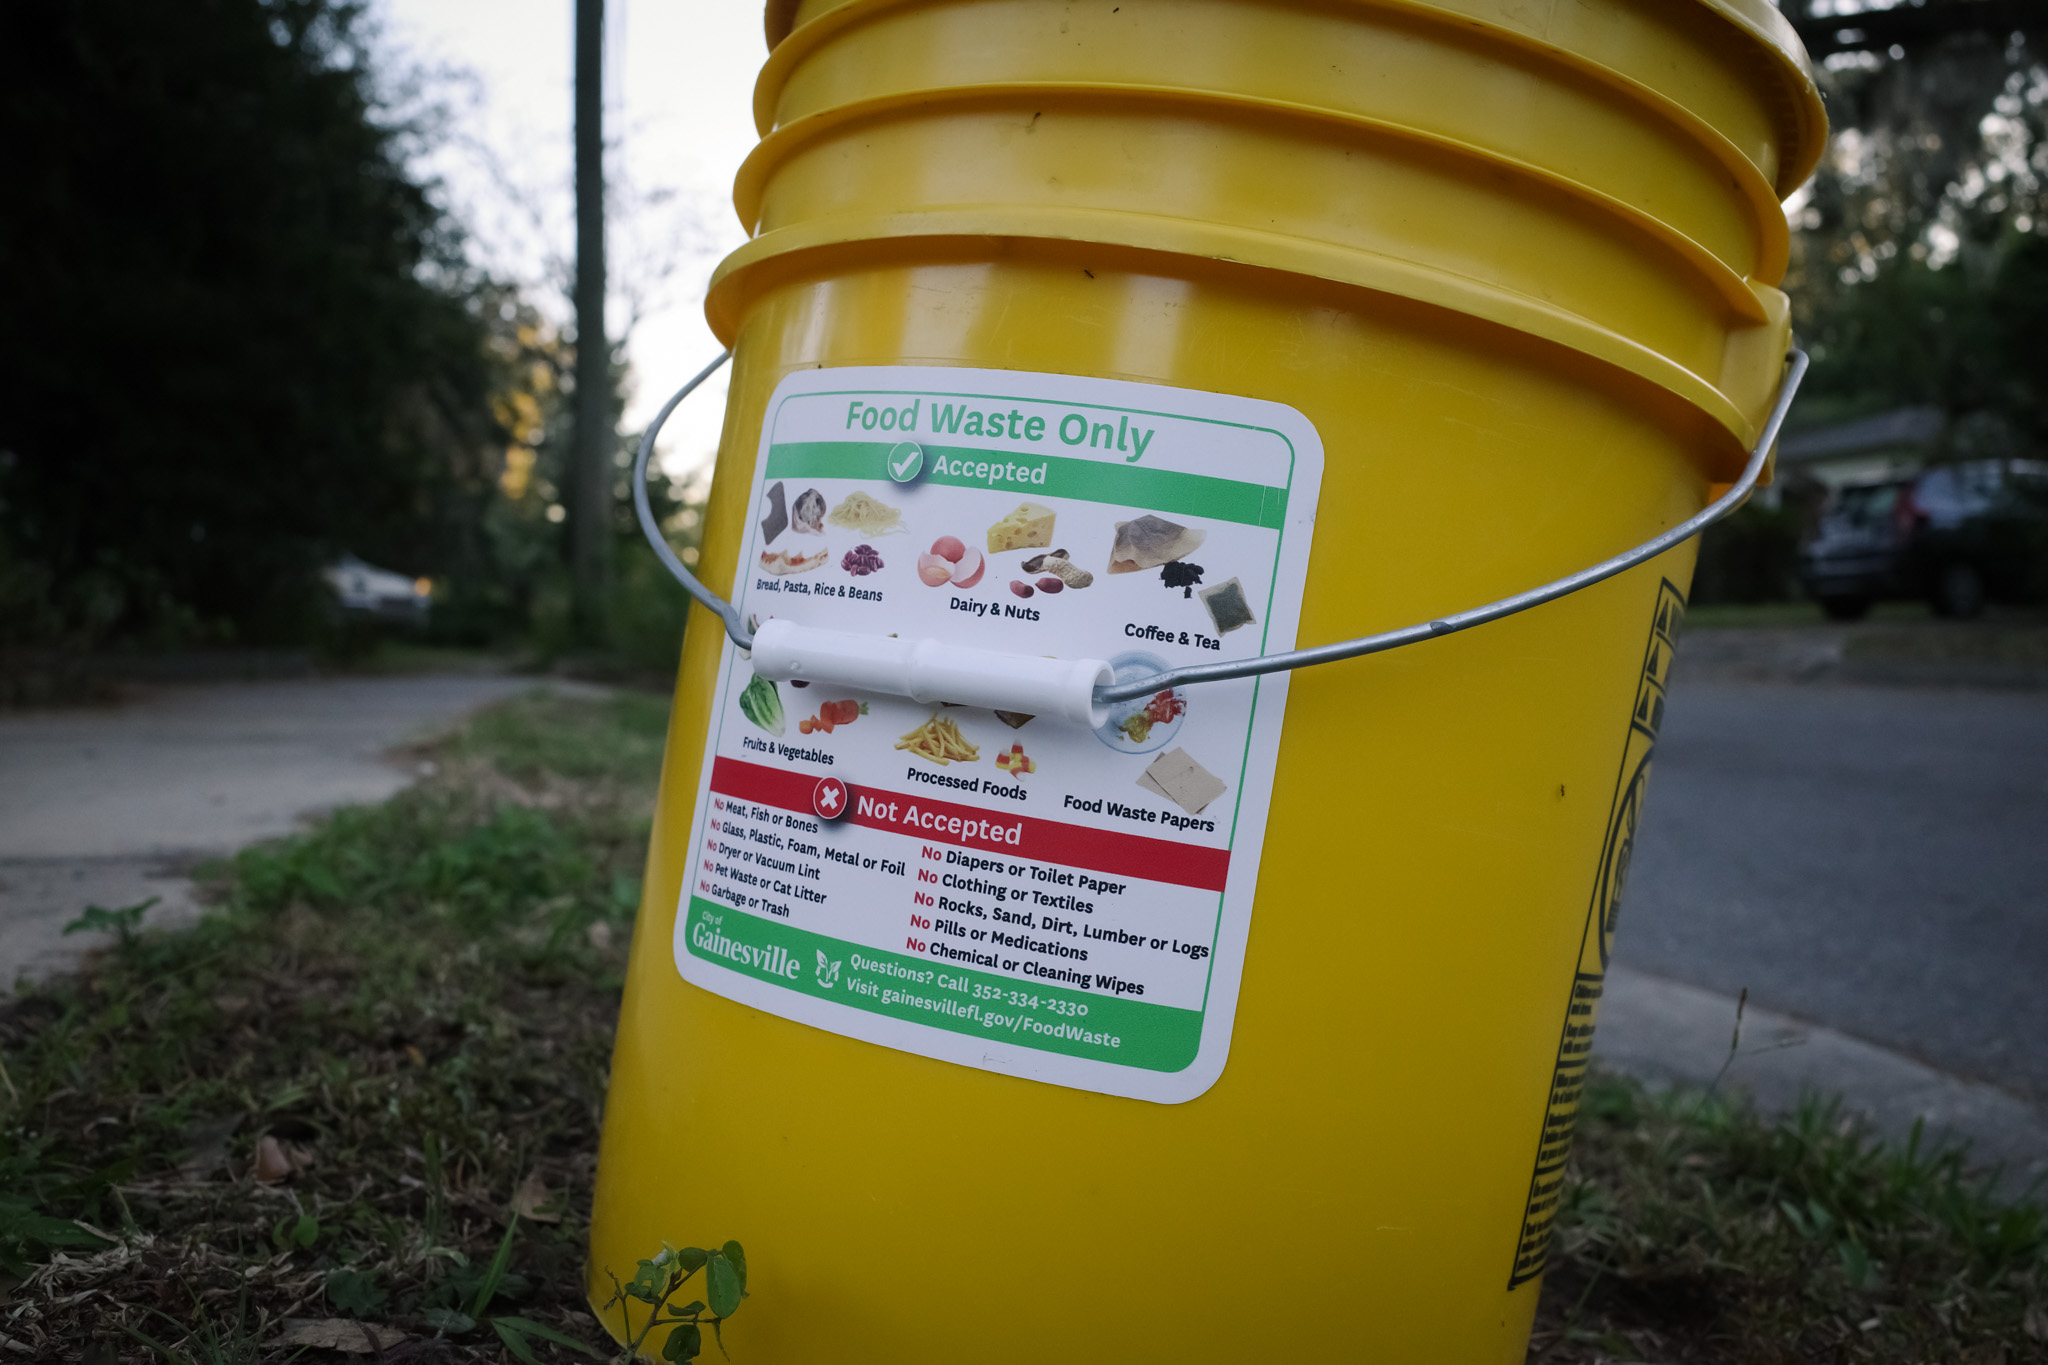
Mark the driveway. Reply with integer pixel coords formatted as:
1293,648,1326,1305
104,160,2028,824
1614,678,2048,1100
0,675,584,986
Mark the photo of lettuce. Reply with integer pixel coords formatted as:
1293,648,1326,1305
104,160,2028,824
739,674,785,736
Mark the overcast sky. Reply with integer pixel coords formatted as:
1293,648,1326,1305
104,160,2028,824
373,0,767,479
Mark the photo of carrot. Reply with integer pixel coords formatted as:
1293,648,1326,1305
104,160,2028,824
796,699,868,735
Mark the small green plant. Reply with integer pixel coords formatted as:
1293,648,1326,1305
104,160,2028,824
122,1287,265,1365
61,896,157,945
323,1266,387,1318
269,1212,320,1253
0,1195,110,1277
418,1216,599,1362
604,1242,749,1363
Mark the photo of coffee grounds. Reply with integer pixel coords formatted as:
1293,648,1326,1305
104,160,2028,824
1161,561,1204,597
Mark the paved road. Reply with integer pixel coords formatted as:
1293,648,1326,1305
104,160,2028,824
0,675,577,987
1616,679,2048,1101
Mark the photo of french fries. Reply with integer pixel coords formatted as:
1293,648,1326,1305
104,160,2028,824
895,713,981,766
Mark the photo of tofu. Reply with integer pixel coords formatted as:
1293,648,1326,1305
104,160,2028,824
987,502,1056,553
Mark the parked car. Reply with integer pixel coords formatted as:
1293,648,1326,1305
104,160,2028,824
322,553,431,626
1798,460,2048,620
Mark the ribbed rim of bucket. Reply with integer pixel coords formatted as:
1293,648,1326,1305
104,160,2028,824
729,79,1789,306
765,0,801,49
1691,0,1828,193
762,0,1826,197
703,210,1774,461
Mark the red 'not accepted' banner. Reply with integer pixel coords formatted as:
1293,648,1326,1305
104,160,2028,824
709,757,1229,892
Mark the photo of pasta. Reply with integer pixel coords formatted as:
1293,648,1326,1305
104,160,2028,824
826,490,906,535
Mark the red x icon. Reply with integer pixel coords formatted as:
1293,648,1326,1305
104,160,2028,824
813,776,850,821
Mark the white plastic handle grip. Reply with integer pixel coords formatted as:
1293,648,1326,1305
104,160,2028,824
749,619,1114,729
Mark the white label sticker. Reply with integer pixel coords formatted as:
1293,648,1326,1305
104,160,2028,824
675,366,1324,1102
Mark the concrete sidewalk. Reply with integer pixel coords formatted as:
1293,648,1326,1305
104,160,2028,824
1673,620,2048,690
1598,964,2048,1191
0,675,597,987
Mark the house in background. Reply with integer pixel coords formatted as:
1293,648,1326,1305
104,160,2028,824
1774,406,1947,492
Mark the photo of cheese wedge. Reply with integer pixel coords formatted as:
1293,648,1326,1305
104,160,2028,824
987,502,1056,553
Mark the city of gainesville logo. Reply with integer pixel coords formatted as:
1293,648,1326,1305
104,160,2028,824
691,918,800,980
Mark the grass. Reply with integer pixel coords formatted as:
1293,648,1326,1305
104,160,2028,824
1532,1076,2048,1362
0,689,2042,1361
0,689,670,1361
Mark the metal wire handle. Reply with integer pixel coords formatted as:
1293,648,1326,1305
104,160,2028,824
634,349,1808,704
632,351,742,645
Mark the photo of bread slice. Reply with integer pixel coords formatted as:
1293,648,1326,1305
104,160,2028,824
759,548,828,576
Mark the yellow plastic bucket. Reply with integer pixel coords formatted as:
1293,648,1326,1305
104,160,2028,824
591,2,1824,1359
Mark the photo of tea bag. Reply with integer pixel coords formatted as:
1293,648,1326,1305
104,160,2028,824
1107,515,1204,574
1198,576,1256,635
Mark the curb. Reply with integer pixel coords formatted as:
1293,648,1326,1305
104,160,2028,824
1673,625,2048,690
1597,963,2048,1193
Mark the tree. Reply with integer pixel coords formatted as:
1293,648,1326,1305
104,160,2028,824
570,0,613,643
0,0,497,652
1692,8,2047,602
1782,6,2047,347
